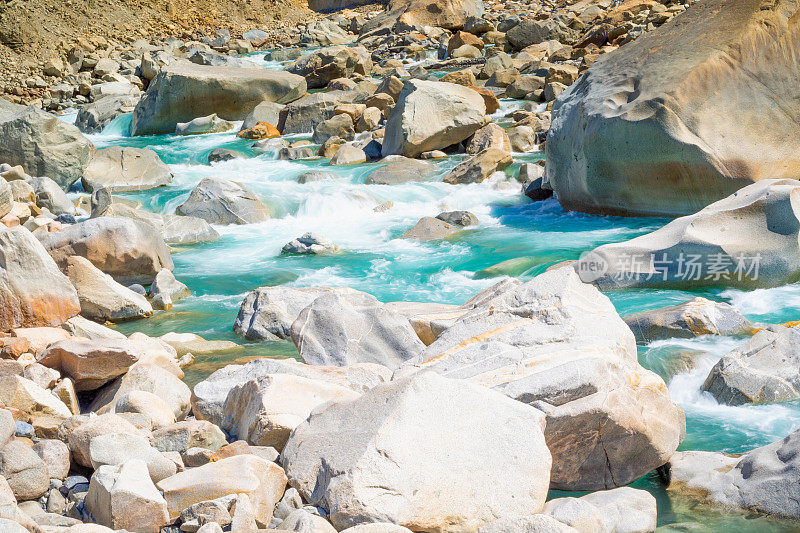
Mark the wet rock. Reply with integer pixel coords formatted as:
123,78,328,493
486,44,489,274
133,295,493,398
175,113,234,135
365,157,434,184
207,148,242,163
176,177,270,225
82,146,172,193
0,226,80,330
702,325,800,405
402,216,461,240
576,180,800,289
131,63,307,136
0,100,93,190
223,373,359,451
663,427,800,519
291,290,426,369
297,170,338,183
624,297,754,343
67,255,153,322
436,210,478,227
149,268,190,304
282,371,551,531
381,79,486,158
38,216,174,286
281,232,339,255
75,94,139,134
443,147,513,184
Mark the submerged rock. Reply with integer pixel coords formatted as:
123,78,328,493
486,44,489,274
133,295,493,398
176,177,270,225
543,487,657,533
365,157,435,185
175,113,234,135
283,371,550,531
702,325,800,405
281,232,339,255
624,297,754,343
576,180,800,289
546,0,800,216
401,216,460,240
131,62,307,136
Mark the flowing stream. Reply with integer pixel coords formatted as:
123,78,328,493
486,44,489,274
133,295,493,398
67,53,800,530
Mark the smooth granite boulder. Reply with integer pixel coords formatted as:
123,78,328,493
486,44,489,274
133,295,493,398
281,371,551,532
176,177,270,225
82,147,172,193
131,62,307,136
546,0,800,216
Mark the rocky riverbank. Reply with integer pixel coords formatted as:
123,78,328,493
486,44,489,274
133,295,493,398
3,0,800,531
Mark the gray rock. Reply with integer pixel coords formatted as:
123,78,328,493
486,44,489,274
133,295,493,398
149,268,190,304
82,146,172,193
702,325,800,405
281,232,339,255
241,101,285,131
381,79,486,158
506,19,577,49
546,0,800,216
290,290,426,369
543,487,657,532
287,45,372,89
32,440,70,481
281,371,552,531
208,148,242,163
436,210,478,227
67,255,153,322
0,441,49,501
175,113,234,135
664,428,800,519
176,177,270,225
27,176,74,215
0,99,93,190
279,91,360,135
89,432,177,483
329,144,366,165
624,297,754,343
401,216,460,240
478,515,576,533
75,94,140,134
443,147,513,184
186,48,259,68
132,62,307,136
38,216,174,286
151,420,227,454
297,170,338,183
234,286,362,341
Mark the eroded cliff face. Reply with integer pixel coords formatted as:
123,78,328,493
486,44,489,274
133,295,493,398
546,0,800,217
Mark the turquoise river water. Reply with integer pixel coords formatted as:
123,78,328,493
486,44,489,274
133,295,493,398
61,52,800,531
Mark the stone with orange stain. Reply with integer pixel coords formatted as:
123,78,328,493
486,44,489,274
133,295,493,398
237,121,280,140
210,440,250,461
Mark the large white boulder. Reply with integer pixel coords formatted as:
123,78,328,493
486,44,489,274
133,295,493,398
576,179,800,289
407,268,685,490
281,371,552,532
176,177,270,225
82,146,172,193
